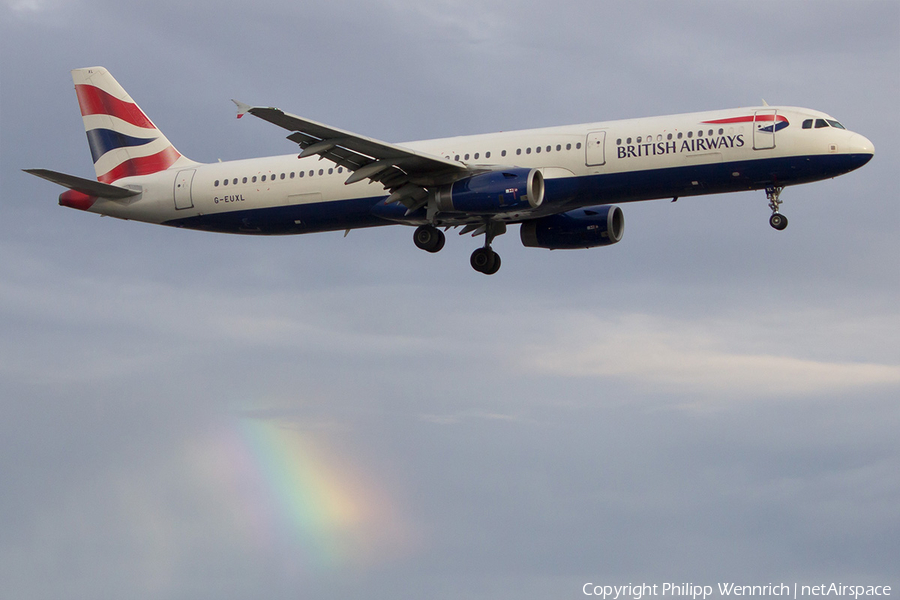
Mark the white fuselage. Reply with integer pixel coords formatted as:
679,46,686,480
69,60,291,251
82,106,874,235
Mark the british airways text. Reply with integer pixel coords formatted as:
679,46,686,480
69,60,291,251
618,135,745,159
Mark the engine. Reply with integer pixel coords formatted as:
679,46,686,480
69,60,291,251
520,205,624,249
435,168,544,214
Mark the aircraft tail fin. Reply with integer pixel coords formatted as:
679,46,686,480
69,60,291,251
71,67,194,183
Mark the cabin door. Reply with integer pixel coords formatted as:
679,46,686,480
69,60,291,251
752,109,778,150
174,169,195,209
585,131,607,166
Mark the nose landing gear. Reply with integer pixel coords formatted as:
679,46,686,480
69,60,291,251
766,186,788,230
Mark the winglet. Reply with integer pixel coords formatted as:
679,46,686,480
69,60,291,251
232,99,252,119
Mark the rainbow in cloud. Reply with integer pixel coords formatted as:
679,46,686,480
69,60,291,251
193,415,415,571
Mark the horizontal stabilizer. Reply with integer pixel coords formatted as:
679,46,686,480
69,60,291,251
24,169,140,199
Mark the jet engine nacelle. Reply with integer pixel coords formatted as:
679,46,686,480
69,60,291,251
435,168,544,214
520,205,624,249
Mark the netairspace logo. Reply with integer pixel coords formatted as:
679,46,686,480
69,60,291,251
582,583,893,600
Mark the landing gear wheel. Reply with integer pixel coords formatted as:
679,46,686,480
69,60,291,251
769,213,788,231
765,186,788,231
413,225,445,253
470,247,500,274
485,253,501,275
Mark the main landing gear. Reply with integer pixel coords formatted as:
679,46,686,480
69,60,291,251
412,222,504,275
766,186,788,231
468,221,505,275
413,224,445,253
470,246,501,275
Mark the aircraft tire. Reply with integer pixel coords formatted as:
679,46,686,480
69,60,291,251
414,225,445,252
471,247,500,274
485,253,501,275
769,213,788,231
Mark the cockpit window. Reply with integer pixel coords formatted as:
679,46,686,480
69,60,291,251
802,119,813,129
815,119,829,128
826,119,845,130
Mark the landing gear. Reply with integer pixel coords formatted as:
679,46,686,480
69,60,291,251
470,247,501,275
413,220,506,273
467,220,506,275
766,186,788,231
413,225,445,253
769,213,788,231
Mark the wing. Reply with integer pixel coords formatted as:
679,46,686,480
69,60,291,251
233,101,469,209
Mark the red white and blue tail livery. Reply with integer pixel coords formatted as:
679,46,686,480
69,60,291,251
72,67,195,184
26,68,874,274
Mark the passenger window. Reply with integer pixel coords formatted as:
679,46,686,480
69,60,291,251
280,173,285,180
535,146,541,153
298,172,303,178
687,131,693,138
657,135,662,142
566,143,571,150
708,130,713,136
223,179,229,186
252,176,257,183
697,131,703,138
454,155,460,161
328,168,333,175
815,119,829,128
464,153,470,160
718,128,724,135
516,149,521,155
667,133,673,140
486,151,491,158
546,146,551,152
309,170,314,177
576,143,581,149
501,150,507,157
556,144,561,151
233,178,238,185
214,180,219,187
338,167,343,173
526,147,531,154
318,169,324,175
637,136,642,143
474,153,479,159
677,132,683,139
627,137,632,144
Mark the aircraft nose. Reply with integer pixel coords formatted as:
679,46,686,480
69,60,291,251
849,133,875,157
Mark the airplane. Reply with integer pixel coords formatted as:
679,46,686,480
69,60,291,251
26,67,874,274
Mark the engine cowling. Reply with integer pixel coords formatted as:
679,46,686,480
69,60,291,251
520,205,624,249
435,168,544,214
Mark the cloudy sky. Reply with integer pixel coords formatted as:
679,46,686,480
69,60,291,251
1,1,898,598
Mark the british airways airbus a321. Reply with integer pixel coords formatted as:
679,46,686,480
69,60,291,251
27,67,874,274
